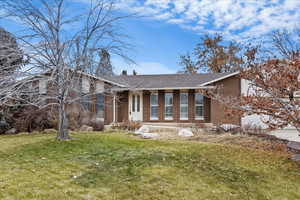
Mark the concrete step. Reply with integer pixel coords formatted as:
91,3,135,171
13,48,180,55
143,122,214,128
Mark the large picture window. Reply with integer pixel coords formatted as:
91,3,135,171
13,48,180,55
164,93,173,120
137,95,140,112
195,93,204,120
132,95,136,112
150,93,158,120
180,93,188,120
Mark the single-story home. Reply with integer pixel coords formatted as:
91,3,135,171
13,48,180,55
37,70,267,128
100,71,242,126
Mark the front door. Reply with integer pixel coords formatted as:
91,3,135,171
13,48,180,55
129,92,143,121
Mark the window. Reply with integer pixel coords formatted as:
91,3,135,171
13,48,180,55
95,81,104,93
164,93,173,120
150,93,158,120
180,93,188,120
82,95,90,111
137,95,140,112
195,93,204,120
96,93,104,118
39,79,47,94
132,95,135,112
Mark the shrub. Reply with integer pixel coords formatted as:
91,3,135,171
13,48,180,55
14,107,58,132
0,120,10,134
90,118,104,131
111,120,142,131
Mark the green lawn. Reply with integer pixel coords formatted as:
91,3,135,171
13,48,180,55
0,132,300,200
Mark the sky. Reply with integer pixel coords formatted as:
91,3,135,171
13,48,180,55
1,0,300,75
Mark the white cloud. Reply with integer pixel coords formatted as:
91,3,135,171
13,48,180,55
112,58,176,75
115,0,300,42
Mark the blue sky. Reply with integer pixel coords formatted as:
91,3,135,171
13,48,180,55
1,0,300,74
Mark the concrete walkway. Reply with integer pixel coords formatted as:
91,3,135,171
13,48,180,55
269,129,300,142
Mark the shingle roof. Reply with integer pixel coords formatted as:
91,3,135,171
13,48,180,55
102,72,238,90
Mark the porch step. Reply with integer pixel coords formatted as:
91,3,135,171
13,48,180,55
143,122,214,128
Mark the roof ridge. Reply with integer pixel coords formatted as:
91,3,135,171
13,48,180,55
108,72,231,77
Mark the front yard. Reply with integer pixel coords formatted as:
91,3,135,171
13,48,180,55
1,131,300,200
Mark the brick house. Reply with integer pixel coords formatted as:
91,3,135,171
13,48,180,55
99,71,242,126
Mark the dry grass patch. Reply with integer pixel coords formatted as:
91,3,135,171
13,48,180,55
0,132,300,200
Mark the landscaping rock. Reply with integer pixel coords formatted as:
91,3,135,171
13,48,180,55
220,124,240,132
43,129,57,134
79,125,94,132
135,125,150,135
5,128,16,134
291,154,300,161
287,141,300,152
141,132,159,139
0,120,10,134
178,128,194,137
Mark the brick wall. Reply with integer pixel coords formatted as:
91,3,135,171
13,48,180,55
116,91,128,122
143,91,150,121
141,89,210,123
210,75,241,125
112,76,241,125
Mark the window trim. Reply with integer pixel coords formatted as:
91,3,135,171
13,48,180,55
164,93,173,120
150,93,158,120
180,92,189,120
195,93,204,120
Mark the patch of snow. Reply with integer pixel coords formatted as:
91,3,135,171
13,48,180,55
269,129,300,142
291,154,300,162
141,132,159,139
241,114,269,129
134,125,150,135
287,142,300,151
178,128,194,137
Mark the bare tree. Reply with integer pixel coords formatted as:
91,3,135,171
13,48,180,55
0,27,29,106
203,32,300,133
1,0,133,140
205,58,300,133
271,29,300,59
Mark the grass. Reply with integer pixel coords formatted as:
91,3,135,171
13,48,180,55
0,132,300,200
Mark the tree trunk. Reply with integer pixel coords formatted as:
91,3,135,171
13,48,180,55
57,101,71,140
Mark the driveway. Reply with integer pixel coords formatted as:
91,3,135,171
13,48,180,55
269,129,300,142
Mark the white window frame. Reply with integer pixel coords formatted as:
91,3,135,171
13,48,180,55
195,93,204,120
164,93,173,120
150,93,158,120
180,92,188,120
95,81,104,93
82,77,90,93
